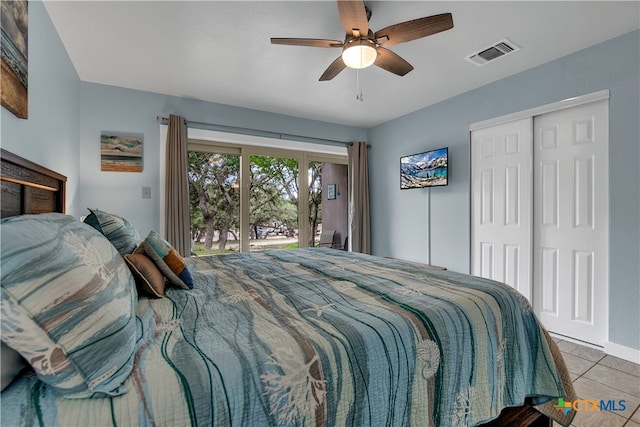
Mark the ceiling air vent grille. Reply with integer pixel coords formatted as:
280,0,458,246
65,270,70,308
466,39,519,66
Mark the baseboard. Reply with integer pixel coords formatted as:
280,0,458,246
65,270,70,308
603,341,640,364
548,332,640,364
548,332,602,349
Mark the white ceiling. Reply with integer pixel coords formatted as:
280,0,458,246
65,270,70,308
43,1,640,128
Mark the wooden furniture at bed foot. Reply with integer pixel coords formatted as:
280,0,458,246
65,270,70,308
478,401,551,427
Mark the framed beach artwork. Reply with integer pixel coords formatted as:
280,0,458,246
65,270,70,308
100,133,143,172
1,0,29,119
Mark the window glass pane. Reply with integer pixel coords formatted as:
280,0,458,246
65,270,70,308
249,155,299,251
313,162,349,249
308,161,322,247
188,151,240,255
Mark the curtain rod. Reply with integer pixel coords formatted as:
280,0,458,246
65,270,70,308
156,115,354,147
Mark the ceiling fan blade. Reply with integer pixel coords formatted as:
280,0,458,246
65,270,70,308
374,47,414,76
319,56,347,81
337,0,369,36
375,13,453,47
271,38,343,48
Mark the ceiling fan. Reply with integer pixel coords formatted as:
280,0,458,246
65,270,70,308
271,0,454,81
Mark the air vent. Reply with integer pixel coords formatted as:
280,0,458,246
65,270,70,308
465,39,519,66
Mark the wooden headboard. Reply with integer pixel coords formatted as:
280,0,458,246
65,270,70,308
1,149,67,218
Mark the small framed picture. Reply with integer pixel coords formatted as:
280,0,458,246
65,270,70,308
101,133,143,172
327,184,336,200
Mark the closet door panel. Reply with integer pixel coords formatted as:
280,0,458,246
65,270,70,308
533,99,608,345
471,117,533,301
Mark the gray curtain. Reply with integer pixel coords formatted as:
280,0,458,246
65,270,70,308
165,114,191,256
347,141,371,254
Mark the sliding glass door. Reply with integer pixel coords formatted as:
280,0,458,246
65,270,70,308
188,140,347,256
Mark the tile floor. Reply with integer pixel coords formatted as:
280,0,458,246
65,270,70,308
551,337,640,427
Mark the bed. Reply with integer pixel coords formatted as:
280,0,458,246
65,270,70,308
0,149,576,427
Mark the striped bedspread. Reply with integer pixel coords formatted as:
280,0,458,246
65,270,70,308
1,249,575,426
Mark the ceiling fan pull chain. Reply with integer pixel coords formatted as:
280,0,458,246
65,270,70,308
356,69,364,101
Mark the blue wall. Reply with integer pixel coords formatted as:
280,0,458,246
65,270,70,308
367,30,640,350
1,1,81,212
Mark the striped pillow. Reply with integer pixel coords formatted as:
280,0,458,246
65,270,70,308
0,213,138,398
84,208,140,255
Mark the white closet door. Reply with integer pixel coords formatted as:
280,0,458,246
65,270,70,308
471,117,533,301
533,99,608,345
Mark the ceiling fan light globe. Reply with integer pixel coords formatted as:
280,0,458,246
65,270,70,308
342,43,377,69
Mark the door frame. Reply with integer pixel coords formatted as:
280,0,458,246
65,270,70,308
469,90,609,132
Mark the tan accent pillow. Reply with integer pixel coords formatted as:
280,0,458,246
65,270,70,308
124,254,165,298
134,231,193,290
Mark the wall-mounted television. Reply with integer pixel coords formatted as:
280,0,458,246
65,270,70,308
400,147,448,189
